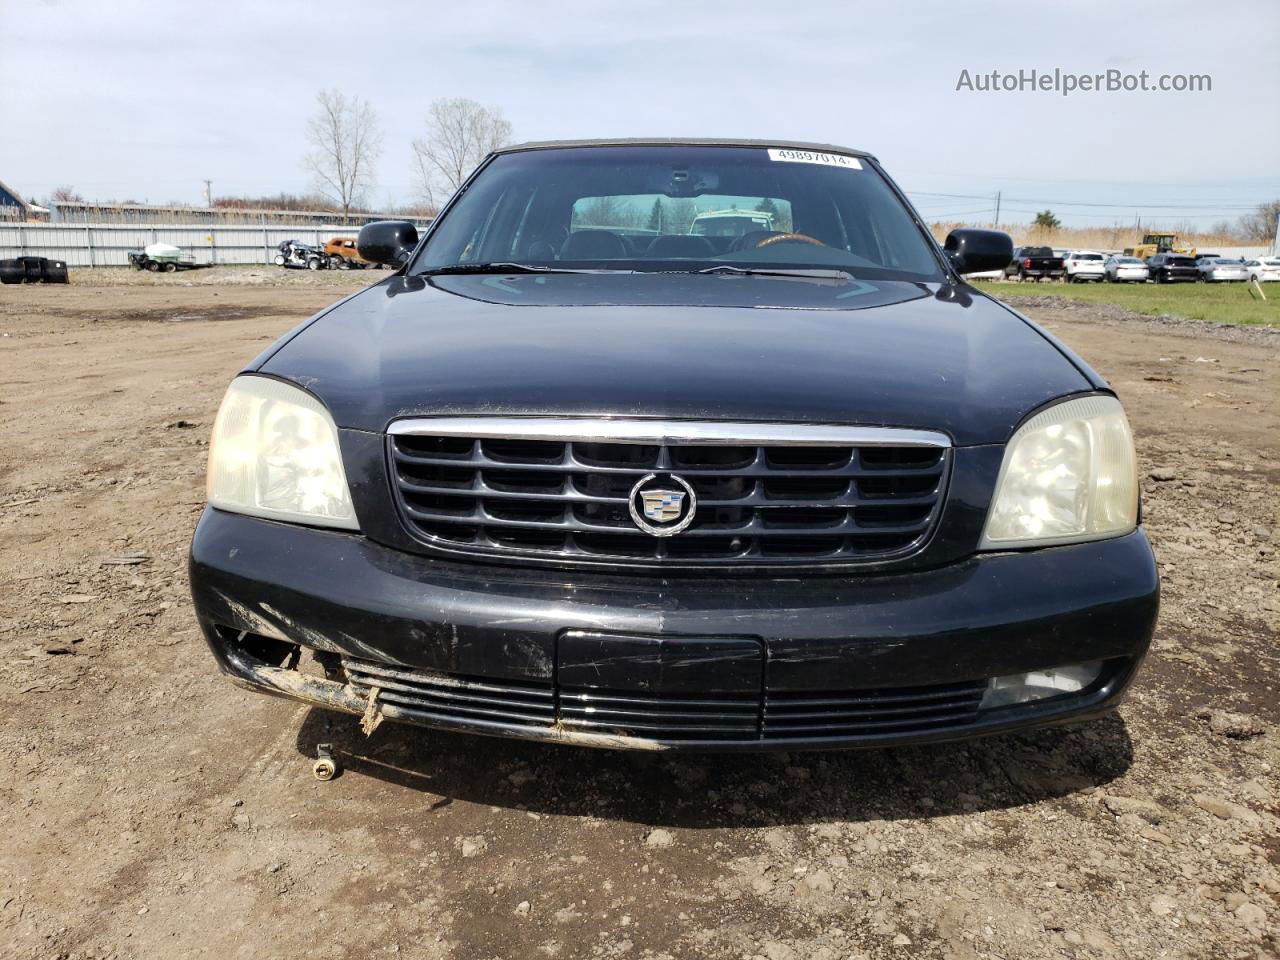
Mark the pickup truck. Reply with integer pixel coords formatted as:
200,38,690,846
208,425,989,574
1004,246,1066,282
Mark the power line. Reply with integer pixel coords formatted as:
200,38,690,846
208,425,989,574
1002,196,1257,210
905,190,1259,212
995,206,1238,222
915,208,999,218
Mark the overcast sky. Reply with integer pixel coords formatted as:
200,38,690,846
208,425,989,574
2,0,1276,228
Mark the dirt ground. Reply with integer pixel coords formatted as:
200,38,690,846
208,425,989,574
1,269,1277,960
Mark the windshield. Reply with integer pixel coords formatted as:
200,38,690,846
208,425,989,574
412,146,944,281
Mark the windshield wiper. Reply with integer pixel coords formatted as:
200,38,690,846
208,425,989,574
692,264,856,281
422,262,628,276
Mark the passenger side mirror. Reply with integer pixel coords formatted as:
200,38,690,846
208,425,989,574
358,220,420,266
943,228,1013,275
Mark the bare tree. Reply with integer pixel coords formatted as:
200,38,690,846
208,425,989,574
572,195,646,231
411,98,512,207
50,186,84,203
305,89,382,223
1238,200,1280,245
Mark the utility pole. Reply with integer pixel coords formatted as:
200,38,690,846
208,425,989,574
1272,211,1279,256
993,191,1001,228
202,179,213,208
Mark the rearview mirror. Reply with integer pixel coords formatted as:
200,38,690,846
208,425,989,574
358,220,420,266
943,228,1013,275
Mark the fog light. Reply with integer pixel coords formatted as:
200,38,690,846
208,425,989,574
980,660,1104,710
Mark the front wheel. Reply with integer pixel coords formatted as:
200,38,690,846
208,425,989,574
146,261,160,272
273,254,286,266
307,257,321,271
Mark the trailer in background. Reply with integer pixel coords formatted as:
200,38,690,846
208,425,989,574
127,243,209,273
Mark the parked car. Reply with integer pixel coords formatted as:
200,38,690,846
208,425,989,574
689,209,776,237
1197,257,1249,283
274,240,327,270
1146,253,1199,283
1244,256,1280,282
1063,250,1106,283
191,139,1155,754
323,236,379,270
1004,245,1066,281
1104,255,1149,283
960,266,1008,281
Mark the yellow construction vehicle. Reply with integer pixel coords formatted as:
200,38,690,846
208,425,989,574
1125,233,1197,259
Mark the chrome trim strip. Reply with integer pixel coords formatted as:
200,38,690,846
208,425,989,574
386,417,951,448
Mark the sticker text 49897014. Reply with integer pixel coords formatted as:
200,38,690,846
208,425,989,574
767,148,862,170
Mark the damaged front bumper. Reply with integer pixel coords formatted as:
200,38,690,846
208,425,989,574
190,508,1159,752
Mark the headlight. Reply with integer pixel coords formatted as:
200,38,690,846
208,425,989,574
207,375,358,530
981,395,1136,548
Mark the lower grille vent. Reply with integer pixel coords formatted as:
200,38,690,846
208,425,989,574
340,658,988,743
558,687,760,741
763,680,986,739
343,659,555,730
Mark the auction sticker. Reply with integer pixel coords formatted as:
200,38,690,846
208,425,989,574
767,148,862,169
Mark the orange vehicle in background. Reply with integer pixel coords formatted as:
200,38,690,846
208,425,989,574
323,236,380,270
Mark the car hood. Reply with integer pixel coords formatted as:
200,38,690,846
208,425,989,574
257,273,1094,446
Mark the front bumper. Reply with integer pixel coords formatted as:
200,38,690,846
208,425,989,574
190,508,1159,752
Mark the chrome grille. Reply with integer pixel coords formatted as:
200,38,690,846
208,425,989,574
387,418,950,567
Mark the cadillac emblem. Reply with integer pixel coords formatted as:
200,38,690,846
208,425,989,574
629,473,697,537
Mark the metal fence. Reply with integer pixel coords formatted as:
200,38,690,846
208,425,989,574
46,200,434,227
0,221,431,268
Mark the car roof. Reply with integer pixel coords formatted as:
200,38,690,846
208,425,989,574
495,138,877,161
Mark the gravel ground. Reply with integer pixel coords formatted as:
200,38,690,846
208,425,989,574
64,264,388,288
0,274,1277,960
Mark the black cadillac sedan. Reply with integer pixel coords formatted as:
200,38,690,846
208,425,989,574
190,139,1158,752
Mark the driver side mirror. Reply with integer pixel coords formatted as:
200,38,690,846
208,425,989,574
358,220,420,266
944,228,1013,275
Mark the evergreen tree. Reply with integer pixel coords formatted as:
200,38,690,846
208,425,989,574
646,197,663,233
